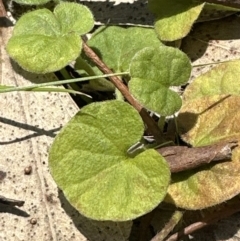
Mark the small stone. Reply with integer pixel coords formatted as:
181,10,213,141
24,166,32,175
30,218,37,225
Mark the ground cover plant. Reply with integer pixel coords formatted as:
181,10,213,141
3,0,240,240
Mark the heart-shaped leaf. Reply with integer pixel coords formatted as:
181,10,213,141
49,100,170,221
85,26,163,73
183,61,240,102
166,95,240,209
7,3,94,74
79,26,163,91
128,46,191,116
148,0,204,41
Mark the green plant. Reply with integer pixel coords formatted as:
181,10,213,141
5,0,240,239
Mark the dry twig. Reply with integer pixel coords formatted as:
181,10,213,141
82,40,164,143
165,198,240,241
0,0,7,17
158,141,238,173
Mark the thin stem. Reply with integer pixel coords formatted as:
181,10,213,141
173,115,180,146
166,198,240,241
199,0,240,9
82,40,164,143
151,211,183,241
0,73,128,93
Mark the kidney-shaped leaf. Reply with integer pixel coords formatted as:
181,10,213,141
165,95,240,209
183,61,240,102
148,0,204,41
49,100,170,221
7,3,94,74
128,46,191,116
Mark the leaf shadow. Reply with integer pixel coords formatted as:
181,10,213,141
0,17,13,27
58,189,131,241
192,211,240,241
0,116,60,144
177,111,198,135
81,0,154,25
0,203,30,217
182,15,240,63
10,59,56,84
178,95,231,136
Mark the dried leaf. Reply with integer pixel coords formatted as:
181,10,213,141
183,61,240,101
166,95,240,209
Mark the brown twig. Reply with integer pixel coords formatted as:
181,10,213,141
82,40,164,143
165,198,240,241
0,0,7,17
81,41,238,173
158,141,238,173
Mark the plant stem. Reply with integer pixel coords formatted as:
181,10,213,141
200,0,240,9
165,198,240,241
151,211,183,241
0,0,6,17
82,40,164,143
158,141,238,173
0,73,127,93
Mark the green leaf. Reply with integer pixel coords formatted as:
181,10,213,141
85,26,163,73
49,100,170,221
13,0,50,4
166,95,240,209
183,61,240,102
148,0,204,41
128,46,191,116
74,57,115,91
7,3,94,74
80,26,163,91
